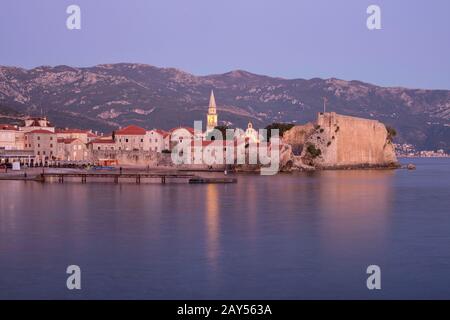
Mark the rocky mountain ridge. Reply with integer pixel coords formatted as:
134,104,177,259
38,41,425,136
0,63,449,151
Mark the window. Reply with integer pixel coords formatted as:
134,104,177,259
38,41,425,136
50,144,53,148
37,151,40,155
37,136,40,140
98,147,101,150
38,144,40,148
141,139,144,143
126,139,129,143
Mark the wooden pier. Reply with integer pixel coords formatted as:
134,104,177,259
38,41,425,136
35,172,237,184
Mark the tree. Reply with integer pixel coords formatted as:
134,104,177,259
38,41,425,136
265,123,295,141
306,144,322,158
385,125,397,142
205,125,230,140
215,125,229,138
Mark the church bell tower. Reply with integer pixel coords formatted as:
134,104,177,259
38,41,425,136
207,90,218,131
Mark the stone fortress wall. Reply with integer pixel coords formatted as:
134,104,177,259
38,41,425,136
91,150,166,166
306,112,398,168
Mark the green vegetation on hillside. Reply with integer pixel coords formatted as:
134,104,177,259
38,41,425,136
265,123,295,140
306,144,322,158
386,125,397,142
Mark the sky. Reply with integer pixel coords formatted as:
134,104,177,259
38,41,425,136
1,0,449,89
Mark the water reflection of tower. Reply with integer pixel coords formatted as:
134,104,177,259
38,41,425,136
205,184,220,271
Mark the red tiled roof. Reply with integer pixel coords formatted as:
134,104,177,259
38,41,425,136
26,129,54,134
115,125,146,135
170,127,195,135
148,129,170,138
0,124,18,131
90,138,115,144
154,129,168,135
57,138,79,144
87,132,98,137
56,128,89,134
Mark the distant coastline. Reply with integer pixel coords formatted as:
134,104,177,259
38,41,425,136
398,154,450,158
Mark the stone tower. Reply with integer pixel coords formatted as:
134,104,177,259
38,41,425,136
207,90,218,131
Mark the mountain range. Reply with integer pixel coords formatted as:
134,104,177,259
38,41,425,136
0,63,449,151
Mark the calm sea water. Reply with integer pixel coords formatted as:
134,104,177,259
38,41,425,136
0,158,449,299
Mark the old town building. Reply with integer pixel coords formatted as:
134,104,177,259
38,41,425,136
24,129,57,163
57,138,89,161
115,125,146,151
